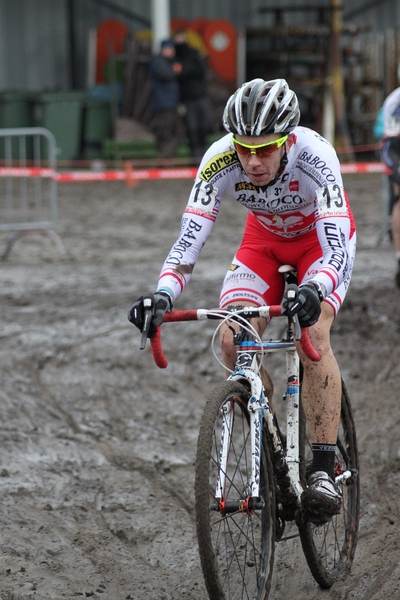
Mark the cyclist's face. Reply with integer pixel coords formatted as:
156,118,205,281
234,133,293,187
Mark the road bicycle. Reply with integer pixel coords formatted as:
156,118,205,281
139,270,359,600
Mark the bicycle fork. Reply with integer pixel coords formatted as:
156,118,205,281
214,329,286,515
215,366,267,514
215,341,305,516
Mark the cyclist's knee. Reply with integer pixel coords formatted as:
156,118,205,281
219,324,236,369
301,302,334,359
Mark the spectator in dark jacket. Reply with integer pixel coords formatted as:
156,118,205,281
149,40,183,158
173,30,211,161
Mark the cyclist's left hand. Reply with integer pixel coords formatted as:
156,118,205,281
282,283,321,328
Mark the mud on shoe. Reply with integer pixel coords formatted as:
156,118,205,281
301,471,342,525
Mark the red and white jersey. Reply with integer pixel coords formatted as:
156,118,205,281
157,126,356,301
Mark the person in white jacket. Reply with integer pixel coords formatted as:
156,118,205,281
382,65,400,287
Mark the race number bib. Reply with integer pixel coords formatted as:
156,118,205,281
187,180,219,219
316,184,348,218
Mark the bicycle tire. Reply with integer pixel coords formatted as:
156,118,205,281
297,379,360,588
195,380,276,600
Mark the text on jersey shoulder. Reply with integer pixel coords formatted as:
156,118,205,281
199,150,239,182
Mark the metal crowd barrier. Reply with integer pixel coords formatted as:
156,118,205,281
0,127,65,260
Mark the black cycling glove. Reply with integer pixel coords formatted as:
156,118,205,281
282,282,323,328
128,291,173,338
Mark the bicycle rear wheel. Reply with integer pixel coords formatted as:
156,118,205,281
195,381,275,600
297,379,359,588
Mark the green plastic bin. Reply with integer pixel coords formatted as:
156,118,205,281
0,91,34,128
0,91,35,159
34,91,86,161
83,98,112,159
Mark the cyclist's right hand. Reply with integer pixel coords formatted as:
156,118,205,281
282,283,321,328
127,291,173,338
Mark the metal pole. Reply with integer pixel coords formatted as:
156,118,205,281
151,0,170,54
236,29,247,87
330,0,354,159
322,79,335,145
66,0,78,89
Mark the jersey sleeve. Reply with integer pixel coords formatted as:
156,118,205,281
295,131,355,297
313,182,354,296
156,135,236,301
156,178,221,301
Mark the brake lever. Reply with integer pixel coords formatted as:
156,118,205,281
140,297,154,350
292,313,302,341
284,283,302,340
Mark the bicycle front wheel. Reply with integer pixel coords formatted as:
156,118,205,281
298,379,360,588
195,381,275,600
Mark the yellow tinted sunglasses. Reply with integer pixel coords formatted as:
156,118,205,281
232,135,288,158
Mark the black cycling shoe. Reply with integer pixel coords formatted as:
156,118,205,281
301,471,342,525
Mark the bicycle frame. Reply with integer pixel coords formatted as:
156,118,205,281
226,322,304,506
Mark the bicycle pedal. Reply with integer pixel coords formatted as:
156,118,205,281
345,468,359,486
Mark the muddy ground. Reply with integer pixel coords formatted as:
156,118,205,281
0,172,400,600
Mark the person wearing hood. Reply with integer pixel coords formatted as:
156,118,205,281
149,39,183,158
173,30,211,161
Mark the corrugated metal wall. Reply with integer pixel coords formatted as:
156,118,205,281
0,0,399,92
0,0,70,91
344,0,400,32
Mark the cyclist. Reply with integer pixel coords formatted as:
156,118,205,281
382,65,400,287
128,78,356,524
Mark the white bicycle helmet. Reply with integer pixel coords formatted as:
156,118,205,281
223,78,300,136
